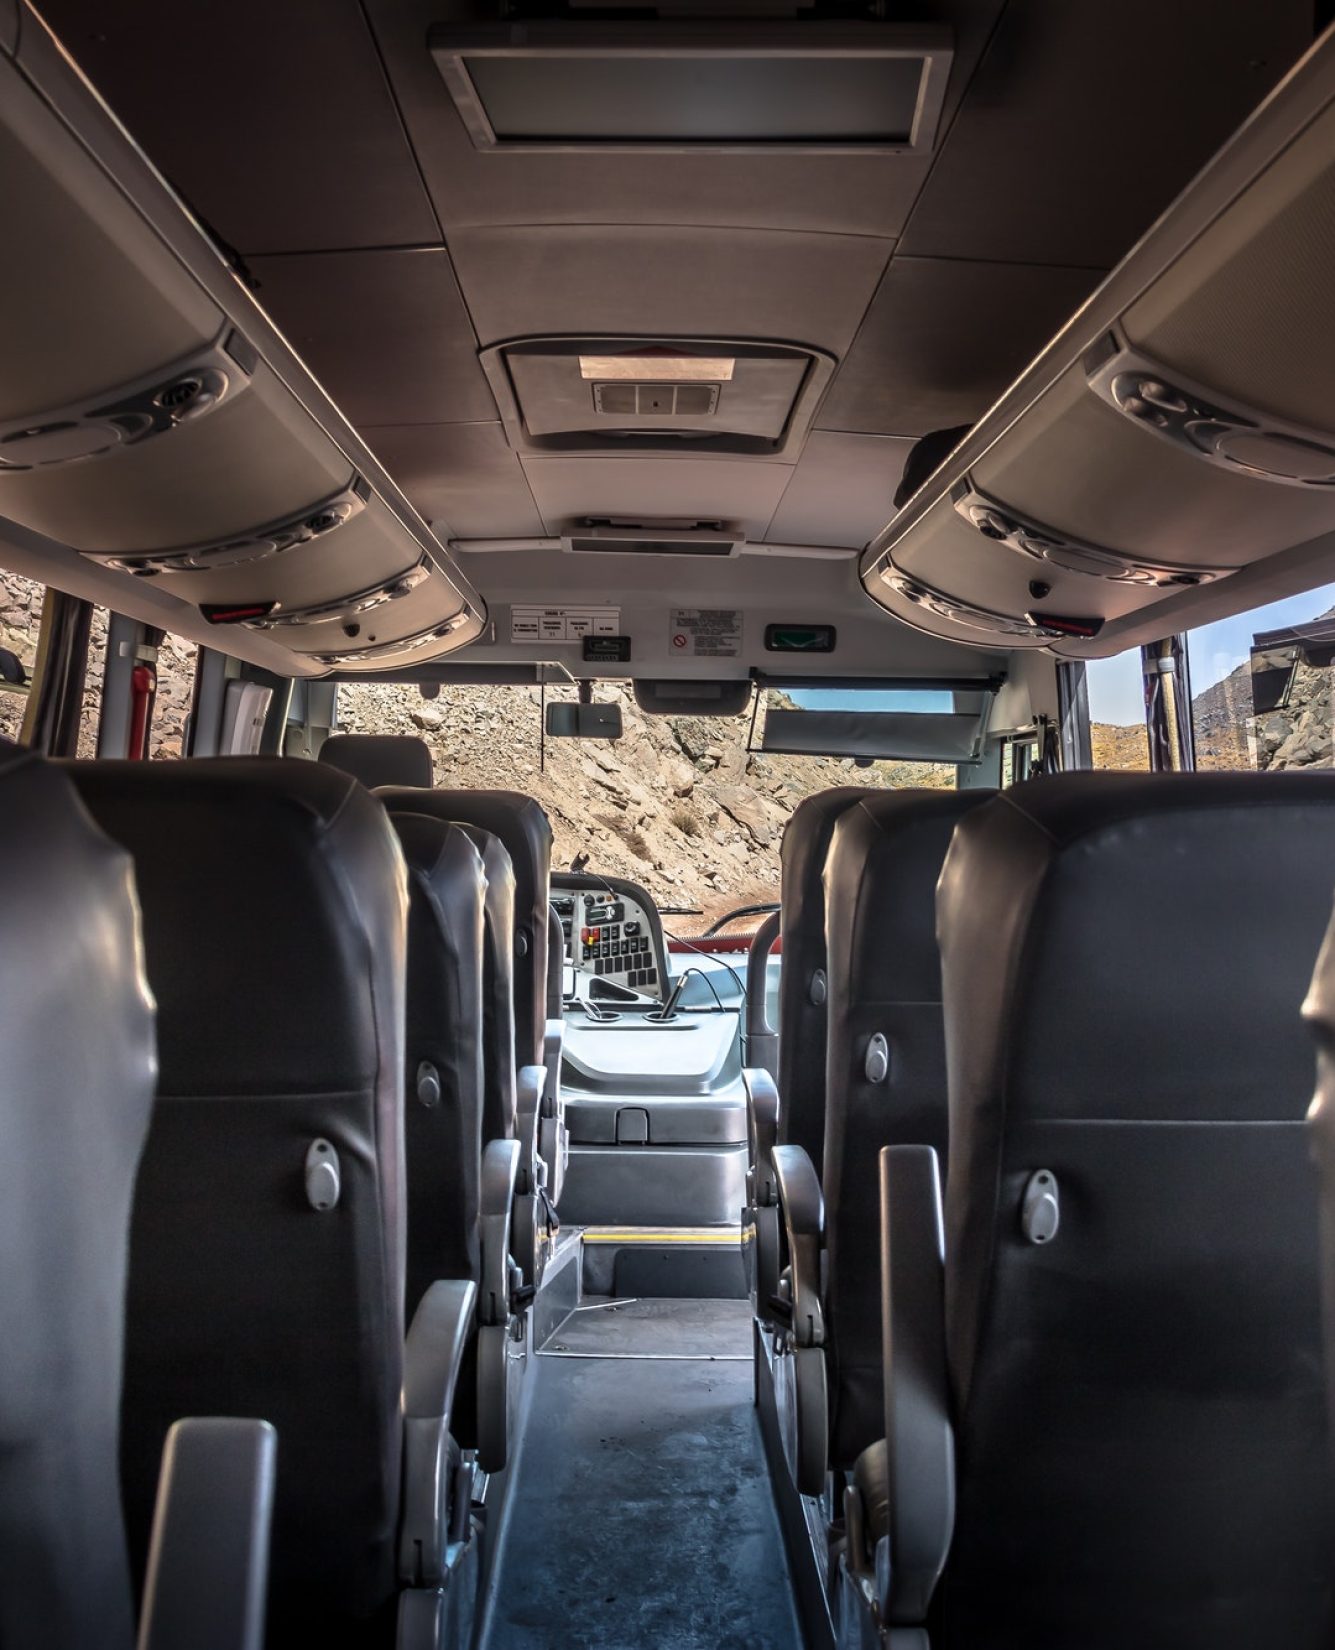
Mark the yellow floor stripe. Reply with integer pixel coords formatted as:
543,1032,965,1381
581,1225,753,1246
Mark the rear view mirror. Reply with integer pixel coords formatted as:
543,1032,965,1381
545,701,623,739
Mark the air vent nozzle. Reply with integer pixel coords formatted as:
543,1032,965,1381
1088,333,1335,487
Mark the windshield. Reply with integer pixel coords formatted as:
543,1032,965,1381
335,679,957,930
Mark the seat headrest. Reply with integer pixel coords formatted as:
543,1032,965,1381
377,786,552,1066
825,787,996,1005
940,771,1335,1128
67,756,407,1098
320,733,434,790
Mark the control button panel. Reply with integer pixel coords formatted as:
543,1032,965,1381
568,888,659,994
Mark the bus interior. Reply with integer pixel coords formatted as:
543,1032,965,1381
5,3,1335,1647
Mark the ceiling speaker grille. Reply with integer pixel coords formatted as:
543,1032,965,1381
592,382,720,417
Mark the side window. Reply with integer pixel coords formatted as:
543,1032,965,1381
1085,650,1149,770
0,570,41,745
1187,582,1335,772
1000,732,1038,786
149,633,198,758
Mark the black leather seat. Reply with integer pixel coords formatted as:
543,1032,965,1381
381,789,553,1075
448,824,519,1149
0,740,156,1650
391,813,487,1320
377,784,559,1277
820,787,993,1468
314,737,551,1077
314,734,522,1146
913,772,1335,1648
776,787,869,1174
68,757,414,1642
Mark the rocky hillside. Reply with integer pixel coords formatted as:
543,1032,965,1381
336,677,951,925
1194,644,1332,771
1,568,950,924
9,562,1331,919
1092,614,1334,774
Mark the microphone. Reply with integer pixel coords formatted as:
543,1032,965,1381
647,966,694,1022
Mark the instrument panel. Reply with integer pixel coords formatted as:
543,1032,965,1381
552,879,665,1000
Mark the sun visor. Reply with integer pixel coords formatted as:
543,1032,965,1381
759,707,985,763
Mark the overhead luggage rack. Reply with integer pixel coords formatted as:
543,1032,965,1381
861,25,1335,658
0,3,485,675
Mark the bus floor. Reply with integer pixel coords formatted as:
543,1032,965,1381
477,1297,805,1650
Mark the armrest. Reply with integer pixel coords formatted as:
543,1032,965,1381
744,1067,779,1205
877,1145,955,1626
514,1064,544,1191
137,1418,276,1650
480,1137,520,1326
744,1067,783,1321
542,1018,565,1118
400,1279,478,1587
403,1278,477,1423
771,1143,825,1347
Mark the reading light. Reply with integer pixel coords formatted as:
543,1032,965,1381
578,355,735,382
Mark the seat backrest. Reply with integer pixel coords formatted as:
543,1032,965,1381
821,787,993,1467
319,731,434,789
380,787,553,1070
1305,901,1335,1447
386,805,518,1148
776,787,869,1173
390,813,487,1320
936,773,1335,1649
0,741,156,1650
548,903,565,1019
68,757,408,1639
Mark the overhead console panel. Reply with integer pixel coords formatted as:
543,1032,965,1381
861,25,1335,657
0,5,485,675
481,336,834,460
430,22,952,156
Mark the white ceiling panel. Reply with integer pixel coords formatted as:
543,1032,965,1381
900,0,1312,266
766,432,915,549
448,226,892,357
364,422,544,540
363,0,1006,239
249,250,496,426
38,0,440,254
818,256,1101,437
520,455,794,541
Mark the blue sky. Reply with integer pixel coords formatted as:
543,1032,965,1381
788,687,953,713
1086,580,1335,726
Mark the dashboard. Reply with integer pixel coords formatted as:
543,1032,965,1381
551,875,668,1002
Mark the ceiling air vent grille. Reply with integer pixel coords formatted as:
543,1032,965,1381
593,383,720,418
564,521,743,557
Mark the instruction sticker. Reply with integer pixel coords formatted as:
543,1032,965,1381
670,608,742,658
511,605,620,643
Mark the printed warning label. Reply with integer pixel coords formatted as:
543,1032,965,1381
669,608,742,658
510,605,620,643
